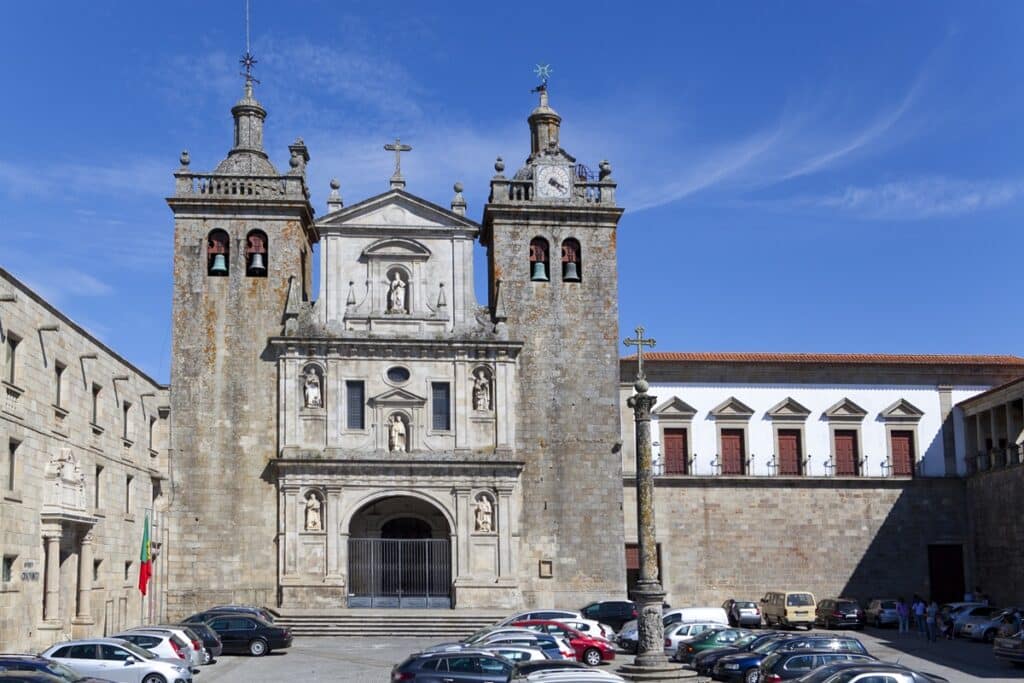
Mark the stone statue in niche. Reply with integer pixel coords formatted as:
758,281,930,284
474,494,493,533
303,368,322,408
304,492,322,531
473,369,492,411
387,272,407,313
388,414,407,452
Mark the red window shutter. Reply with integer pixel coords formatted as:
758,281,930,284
721,429,745,475
891,430,914,476
777,430,801,475
625,545,640,570
834,430,858,475
663,429,688,475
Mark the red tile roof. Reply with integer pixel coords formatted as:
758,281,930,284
621,352,1024,366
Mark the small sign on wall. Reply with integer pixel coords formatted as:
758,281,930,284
539,559,553,579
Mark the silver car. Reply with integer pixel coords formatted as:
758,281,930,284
960,607,1021,642
40,638,192,683
865,599,899,627
663,621,725,656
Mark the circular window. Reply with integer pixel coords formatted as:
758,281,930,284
386,366,410,383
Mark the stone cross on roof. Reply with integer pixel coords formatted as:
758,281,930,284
384,138,413,188
623,326,656,380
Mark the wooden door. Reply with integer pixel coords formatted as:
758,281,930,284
663,428,688,474
834,430,858,475
927,544,965,604
721,429,744,474
777,429,801,475
890,430,914,476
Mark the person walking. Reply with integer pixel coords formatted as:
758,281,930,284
913,595,927,638
896,597,910,638
926,599,939,642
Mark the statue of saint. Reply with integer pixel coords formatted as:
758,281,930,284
475,494,493,532
303,368,322,408
473,369,491,411
387,272,407,313
304,493,322,531
388,414,407,452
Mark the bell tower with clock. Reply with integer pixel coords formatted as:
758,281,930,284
482,82,627,606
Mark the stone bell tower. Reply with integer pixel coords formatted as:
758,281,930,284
482,84,626,606
165,74,316,616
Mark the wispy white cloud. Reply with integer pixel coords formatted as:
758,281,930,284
0,158,169,200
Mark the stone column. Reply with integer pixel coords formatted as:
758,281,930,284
75,531,94,622
43,531,61,622
620,378,690,681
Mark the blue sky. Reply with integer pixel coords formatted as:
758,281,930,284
1,1,1022,383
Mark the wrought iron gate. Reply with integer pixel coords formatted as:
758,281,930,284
348,538,451,608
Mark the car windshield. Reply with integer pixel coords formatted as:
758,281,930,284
118,642,157,660
787,594,814,606
836,601,859,610
737,602,756,609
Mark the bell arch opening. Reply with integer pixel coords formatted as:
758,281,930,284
347,495,452,608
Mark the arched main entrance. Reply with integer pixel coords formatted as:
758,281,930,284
347,495,452,608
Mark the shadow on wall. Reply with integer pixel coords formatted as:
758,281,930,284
966,464,1024,608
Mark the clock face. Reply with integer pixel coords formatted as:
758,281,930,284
536,165,572,199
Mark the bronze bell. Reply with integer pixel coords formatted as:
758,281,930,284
209,254,228,275
248,252,266,274
563,261,580,282
531,261,549,282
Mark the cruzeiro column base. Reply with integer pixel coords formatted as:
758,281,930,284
618,582,695,681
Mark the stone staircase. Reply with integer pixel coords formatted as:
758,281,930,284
269,608,509,638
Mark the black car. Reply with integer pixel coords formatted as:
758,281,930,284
776,635,867,655
180,621,223,661
392,650,512,682
185,605,274,624
814,599,866,630
757,649,876,681
0,656,112,683
580,600,637,632
710,635,802,682
693,632,787,677
792,662,949,683
203,614,292,656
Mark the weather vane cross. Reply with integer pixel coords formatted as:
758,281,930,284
239,0,259,83
623,326,657,380
534,63,552,90
384,138,413,177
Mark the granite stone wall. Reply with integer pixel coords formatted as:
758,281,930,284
966,465,1024,607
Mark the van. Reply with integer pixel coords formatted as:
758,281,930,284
760,590,816,629
663,607,729,627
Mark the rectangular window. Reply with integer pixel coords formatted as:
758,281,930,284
122,401,131,440
777,429,802,476
124,561,131,582
4,333,20,384
91,384,102,424
2,555,14,583
834,429,859,476
125,475,133,514
345,381,365,430
93,559,101,583
890,430,915,476
720,429,745,475
148,417,157,450
94,465,103,508
54,362,66,407
6,439,19,491
431,382,451,431
662,428,688,475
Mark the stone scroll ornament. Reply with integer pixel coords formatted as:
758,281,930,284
303,367,322,408
304,493,322,532
474,494,494,532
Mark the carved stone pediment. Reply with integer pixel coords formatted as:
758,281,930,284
42,448,87,514
361,237,431,261
318,190,479,234
766,397,812,420
824,397,868,421
880,398,924,422
368,387,427,407
710,396,755,419
652,397,697,419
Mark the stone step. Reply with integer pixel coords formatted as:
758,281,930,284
269,609,507,638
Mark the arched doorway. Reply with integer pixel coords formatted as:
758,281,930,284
347,495,452,608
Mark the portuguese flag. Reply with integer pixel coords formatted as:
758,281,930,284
138,514,152,596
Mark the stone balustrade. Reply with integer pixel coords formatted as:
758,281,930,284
489,177,616,206
174,172,307,199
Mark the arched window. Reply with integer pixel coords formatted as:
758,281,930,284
561,238,581,282
529,237,550,282
246,230,268,277
207,229,229,276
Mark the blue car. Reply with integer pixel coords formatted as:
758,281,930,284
392,650,513,683
693,632,789,677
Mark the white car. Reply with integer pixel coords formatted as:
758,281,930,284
662,621,727,656
40,638,192,683
482,645,550,662
525,669,626,683
554,618,615,640
126,626,205,669
499,610,582,626
113,631,191,664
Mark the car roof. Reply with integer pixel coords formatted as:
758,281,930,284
45,638,135,646
0,656,51,661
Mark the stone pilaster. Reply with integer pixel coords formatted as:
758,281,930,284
73,531,94,624
42,530,61,623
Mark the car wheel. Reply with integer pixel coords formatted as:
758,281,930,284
583,648,602,666
142,675,166,683
248,638,269,657
744,668,761,683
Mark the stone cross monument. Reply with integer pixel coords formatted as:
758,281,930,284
384,137,412,189
619,327,691,681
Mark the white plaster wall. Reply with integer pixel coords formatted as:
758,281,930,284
622,383,991,478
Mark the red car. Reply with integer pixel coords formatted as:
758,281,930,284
512,620,616,666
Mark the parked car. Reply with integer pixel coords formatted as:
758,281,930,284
178,621,223,663
777,635,867,655
960,607,1022,642
762,592,817,630
456,631,571,660
512,621,614,666
790,661,949,682
579,601,636,632
0,673,72,683
692,632,789,677
993,629,1024,666
203,614,292,656
814,598,866,630
707,635,803,682
865,599,899,628
522,670,625,683
663,607,730,627
951,605,1001,637
184,605,274,625
663,622,728,656
392,650,512,682
112,631,191,665
509,660,586,678
0,656,114,683
498,611,582,626
757,649,876,682
554,618,615,640
672,628,752,664
39,639,192,683
479,646,548,663
618,610,723,653
723,600,762,628
123,626,205,669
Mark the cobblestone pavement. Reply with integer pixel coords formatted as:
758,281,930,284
198,628,1024,682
